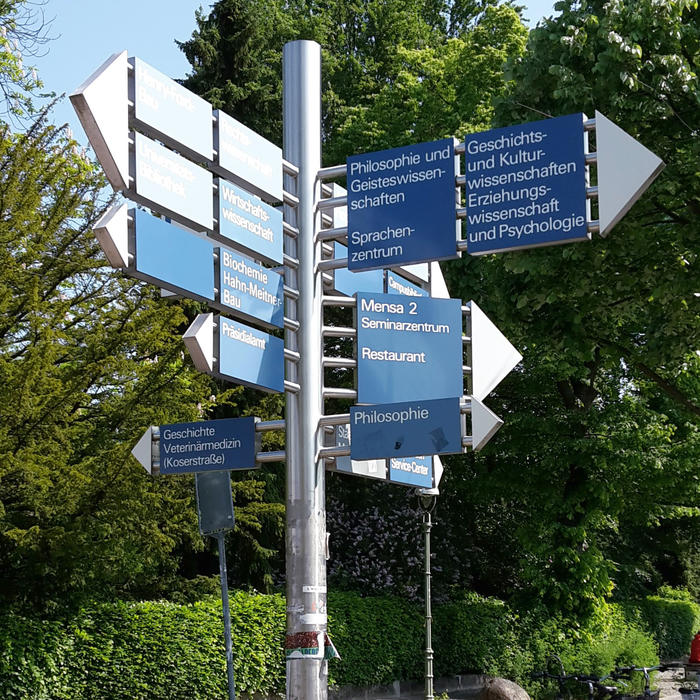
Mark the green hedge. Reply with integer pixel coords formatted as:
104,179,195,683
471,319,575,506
0,590,693,699
634,591,700,659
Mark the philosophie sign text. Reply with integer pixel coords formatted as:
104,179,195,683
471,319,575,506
347,138,459,271
355,292,463,404
217,178,283,265
132,57,213,160
464,113,588,254
350,397,461,462
159,417,258,475
218,247,284,329
216,110,283,203
134,208,214,301
218,315,284,393
385,270,428,297
133,132,213,230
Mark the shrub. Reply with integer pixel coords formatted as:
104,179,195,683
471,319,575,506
0,589,693,698
634,593,700,659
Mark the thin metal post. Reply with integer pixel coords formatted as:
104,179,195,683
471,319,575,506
419,495,437,700
283,41,327,700
216,531,236,700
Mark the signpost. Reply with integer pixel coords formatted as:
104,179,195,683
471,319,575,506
355,292,463,404
73,39,665,700
464,113,589,254
183,313,284,393
349,398,461,461
131,417,260,476
347,138,461,270
93,205,284,330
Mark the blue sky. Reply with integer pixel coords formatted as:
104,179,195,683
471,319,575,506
32,0,557,147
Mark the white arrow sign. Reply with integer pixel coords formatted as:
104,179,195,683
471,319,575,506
470,397,504,451
596,110,665,236
183,312,215,374
70,51,129,191
469,301,522,401
132,426,157,475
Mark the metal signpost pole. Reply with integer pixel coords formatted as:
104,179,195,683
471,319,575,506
283,41,327,699
419,495,437,700
216,531,236,700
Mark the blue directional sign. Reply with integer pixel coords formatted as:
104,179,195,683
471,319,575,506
159,417,259,475
132,57,213,161
347,138,459,271
385,270,428,297
217,178,283,265
216,110,283,203
133,132,213,230
218,316,284,393
134,209,215,301
350,398,461,461
355,292,463,404
464,113,588,255
332,242,384,297
389,456,434,489
218,247,284,329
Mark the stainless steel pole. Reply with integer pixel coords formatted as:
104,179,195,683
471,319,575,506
216,531,236,700
282,41,327,700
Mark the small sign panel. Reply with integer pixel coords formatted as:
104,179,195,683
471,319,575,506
332,242,384,297
133,132,213,230
334,424,387,480
389,456,434,489
218,316,284,393
218,247,284,329
160,417,258,475
216,110,283,203
464,113,588,254
134,209,214,301
355,292,463,404
350,398,461,461
132,57,213,160
196,471,235,535
347,138,459,271
217,178,283,265
385,270,428,297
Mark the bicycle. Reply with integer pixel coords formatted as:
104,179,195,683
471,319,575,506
611,662,684,700
530,655,620,700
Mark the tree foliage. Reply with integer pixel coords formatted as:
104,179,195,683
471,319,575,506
0,0,51,119
438,0,700,613
0,110,225,608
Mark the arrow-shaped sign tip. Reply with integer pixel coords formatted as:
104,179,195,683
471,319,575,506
94,203,129,268
471,397,504,452
183,313,215,373
595,110,665,237
469,301,522,401
132,426,153,474
70,51,129,192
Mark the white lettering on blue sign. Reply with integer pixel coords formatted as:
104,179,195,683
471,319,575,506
221,319,266,349
220,249,282,314
220,181,274,242
352,405,430,426
464,114,588,253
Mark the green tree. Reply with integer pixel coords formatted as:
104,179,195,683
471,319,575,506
0,0,50,118
0,108,224,608
438,0,700,613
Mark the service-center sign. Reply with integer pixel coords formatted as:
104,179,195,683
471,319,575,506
355,292,463,404
347,138,459,271
464,113,588,255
